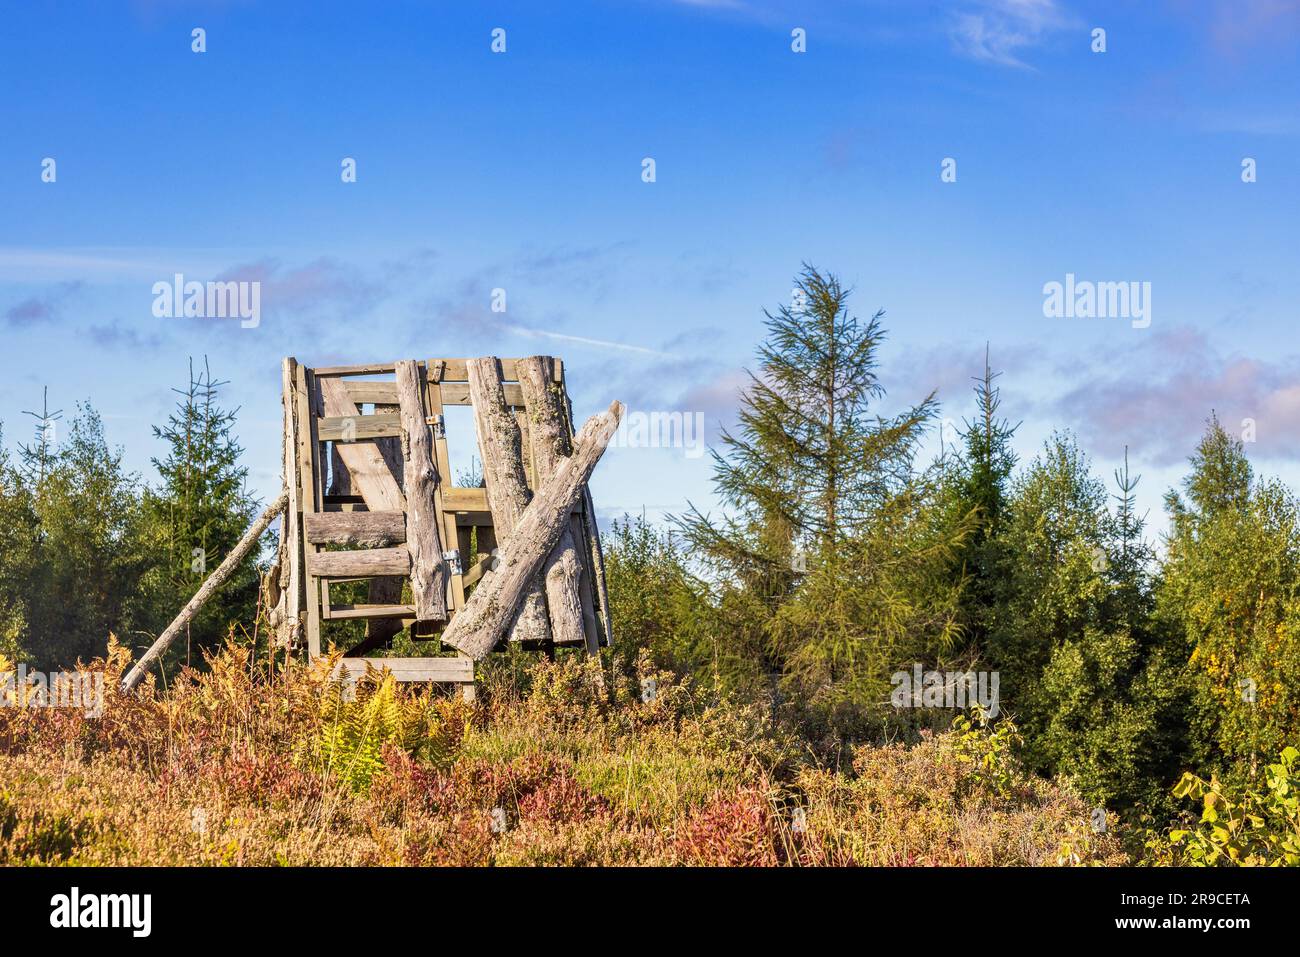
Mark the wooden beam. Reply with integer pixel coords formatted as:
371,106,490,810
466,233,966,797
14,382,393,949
299,364,324,658
304,511,406,547
327,603,417,620
441,487,489,511
317,413,402,442
423,360,465,613
518,355,588,650
313,362,397,377
441,401,624,660
396,359,449,623
279,358,305,650
565,386,614,647
466,357,553,645
342,380,399,405
439,382,524,407
308,546,411,578
122,490,289,692
333,657,473,683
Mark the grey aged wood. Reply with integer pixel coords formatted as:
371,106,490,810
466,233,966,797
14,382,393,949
304,511,406,547
441,401,624,660
466,357,553,645
277,358,305,650
307,546,411,578
333,656,473,683
366,401,406,644
395,359,449,622
518,356,587,648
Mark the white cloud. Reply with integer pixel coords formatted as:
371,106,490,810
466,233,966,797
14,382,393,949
948,0,1074,68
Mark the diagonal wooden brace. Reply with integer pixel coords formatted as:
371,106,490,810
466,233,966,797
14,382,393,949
440,400,624,660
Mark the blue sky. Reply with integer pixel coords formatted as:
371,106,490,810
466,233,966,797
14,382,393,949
2,0,1298,534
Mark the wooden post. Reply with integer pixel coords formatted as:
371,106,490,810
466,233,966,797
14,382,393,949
565,387,614,647
395,359,449,623
466,357,553,645
122,490,290,693
517,356,588,648
277,359,305,650
297,364,323,658
441,401,624,660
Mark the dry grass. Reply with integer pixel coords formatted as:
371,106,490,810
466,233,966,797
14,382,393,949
0,641,1126,866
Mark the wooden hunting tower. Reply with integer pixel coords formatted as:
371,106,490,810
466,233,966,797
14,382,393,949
267,355,616,698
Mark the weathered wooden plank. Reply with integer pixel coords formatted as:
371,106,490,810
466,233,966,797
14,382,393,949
341,380,399,405
423,361,465,613
461,552,495,590
572,512,601,649
313,362,397,377
418,358,465,613
518,355,588,649
396,359,449,622
299,364,324,658
467,357,553,645
307,546,411,578
581,487,613,647
326,603,416,621
442,358,520,382
565,385,614,647
439,382,524,407
279,358,304,650
322,358,557,384
441,401,624,660
304,511,406,546
441,486,490,512
317,413,402,442
318,376,406,513
333,657,473,682
366,400,407,645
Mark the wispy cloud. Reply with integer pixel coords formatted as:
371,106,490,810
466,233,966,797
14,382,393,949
948,0,1075,68
505,325,676,358
4,282,83,327
84,318,165,353
1054,327,1300,465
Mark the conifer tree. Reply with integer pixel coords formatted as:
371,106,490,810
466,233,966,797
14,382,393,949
951,346,1018,649
137,358,261,665
1159,415,1300,774
678,265,968,728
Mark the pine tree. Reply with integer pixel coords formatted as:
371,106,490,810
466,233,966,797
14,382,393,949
677,265,969,729
20,404,147,668
951,345,1018,649
1108,446,1154,626
1159,415,1300,775
17,387,63,488
137,358,261,666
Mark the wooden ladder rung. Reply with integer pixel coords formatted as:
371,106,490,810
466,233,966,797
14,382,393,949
334,657,473,683
318,413,403,441
326,603,417,621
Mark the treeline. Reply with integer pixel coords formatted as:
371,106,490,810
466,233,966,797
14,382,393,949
3,271,1296,831
0,359,261,672
606,265,1300,821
